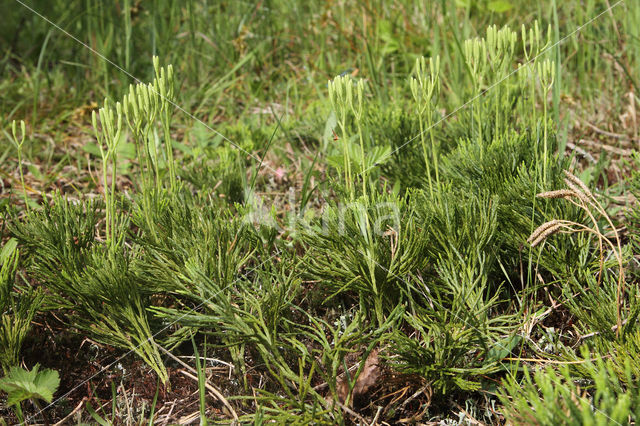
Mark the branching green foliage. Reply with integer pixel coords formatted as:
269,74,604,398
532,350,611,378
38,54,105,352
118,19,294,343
137,193,409,423
531,170,627,335
235,305,402,424
410,55,441,196
375,105,429,188
9,195,168,383
2,2,639,423
94,56,177,247
499,353,640,425
584,331,640,387
149,252,299,377
623,151,640,281
389,305,509,394
412,125,598,294
133,195,257,295
73,249,168,384
0,240,43,374
8,196,101,304
386,193,519,394
416,192,498,291
179,154,246,204
92,98,124,249
152,254,337,422
135,194,276,370
381,22,556,196
302,191,425,326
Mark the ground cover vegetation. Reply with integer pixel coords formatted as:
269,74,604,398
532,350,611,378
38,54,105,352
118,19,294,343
1,0,640,424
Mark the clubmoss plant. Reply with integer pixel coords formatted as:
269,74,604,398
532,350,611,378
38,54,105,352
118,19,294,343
9,195,169,384
529,171,625,336
537,58,556,181
328,74,369,200
113,56,177,243
0,240,43,374
3,2,639,423
485,25,517,137
302,191,425,327
463,37,488,145
122,81,160,193
389,304,506,394
9,120,29,214
153,56,177,192
92,99,124,250
499,351,640,425
122,77,162,242
410,55,441,196
521,21,552,129
348,78,367,199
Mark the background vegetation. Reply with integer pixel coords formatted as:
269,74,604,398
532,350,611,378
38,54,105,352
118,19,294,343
1,0,639,424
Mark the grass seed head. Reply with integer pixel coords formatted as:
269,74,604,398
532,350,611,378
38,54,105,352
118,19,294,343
563,170,594,198
527,220,563,247
563,179,592,205
536,189,576,199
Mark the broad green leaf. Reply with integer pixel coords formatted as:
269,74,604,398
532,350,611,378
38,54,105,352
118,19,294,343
364,145,392,171
0,364,60,406
172,139,192,155
26,164,42,180
486,334,522,362
378,20,400,55
487,1,513,12
322,111,337,150
82,142,102,157
118,141,136,159
33,368,60,402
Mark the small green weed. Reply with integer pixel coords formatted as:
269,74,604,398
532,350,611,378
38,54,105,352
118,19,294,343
0,363,60,425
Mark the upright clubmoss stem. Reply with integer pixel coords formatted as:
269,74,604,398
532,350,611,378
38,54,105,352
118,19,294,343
329,75,356,200
154,58,177,192
92,99,123,250
350,79,367,200
417,118,432,196
464,38,487,150
10,120,30,214
410,56,440,197
539,59,555,183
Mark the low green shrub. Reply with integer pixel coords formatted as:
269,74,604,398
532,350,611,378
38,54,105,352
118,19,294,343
499,352,640,425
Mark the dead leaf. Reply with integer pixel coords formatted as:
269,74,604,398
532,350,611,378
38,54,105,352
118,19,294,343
337,349,381,407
